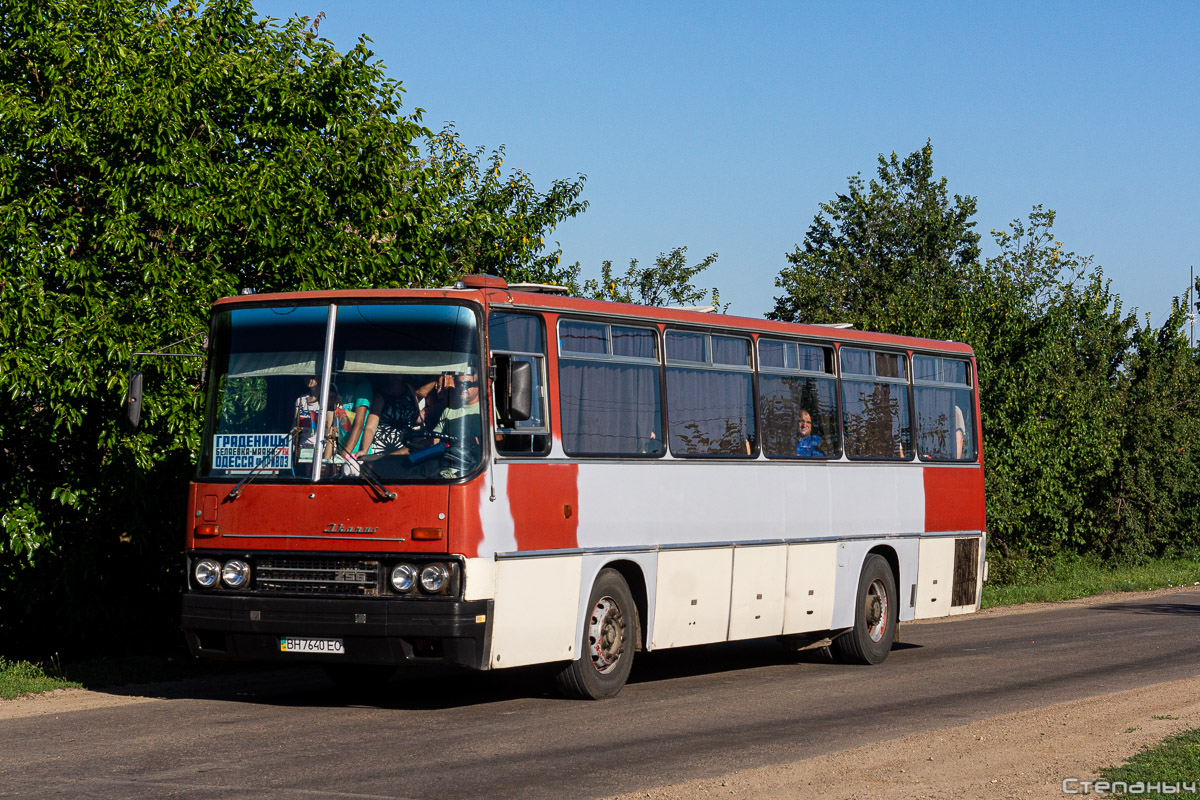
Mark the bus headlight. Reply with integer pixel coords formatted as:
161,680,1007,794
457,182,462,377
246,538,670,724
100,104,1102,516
194,558,220,588
221,559,250,589
391,563,418,593
420,563,449,594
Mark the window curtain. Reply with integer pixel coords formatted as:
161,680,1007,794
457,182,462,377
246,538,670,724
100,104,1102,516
666,368,755,456
559,361,662,455
915,386,974,460
842,380,911,459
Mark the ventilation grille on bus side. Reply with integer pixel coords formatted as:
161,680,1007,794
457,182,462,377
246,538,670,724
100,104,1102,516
952,538,979,606
255,557,381,596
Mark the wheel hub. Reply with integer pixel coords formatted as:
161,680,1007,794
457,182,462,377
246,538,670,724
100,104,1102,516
587,595,625,674
865,579,889,643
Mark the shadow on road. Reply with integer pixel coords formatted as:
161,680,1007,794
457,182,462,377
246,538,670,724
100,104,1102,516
80,637,919,711
628,638,919,685
1092,601,1200,616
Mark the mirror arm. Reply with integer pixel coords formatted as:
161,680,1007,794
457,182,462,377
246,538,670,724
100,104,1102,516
124,332,207,430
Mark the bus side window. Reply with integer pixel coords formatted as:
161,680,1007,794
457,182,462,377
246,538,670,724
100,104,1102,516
913,355,976,461
665,331,756,458
558,321,663,457
840,347,912,460
758,339,840,459
489,312,550,456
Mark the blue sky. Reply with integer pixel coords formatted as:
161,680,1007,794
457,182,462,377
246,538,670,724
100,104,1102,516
254,1,1199,328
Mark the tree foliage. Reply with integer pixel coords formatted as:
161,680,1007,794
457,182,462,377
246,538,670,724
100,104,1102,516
6,0,1197,658
772,142,1200,564
422,124,587,285
566,246,726,309
1098,295,1200,560
771,141,979,338
0,0,585,656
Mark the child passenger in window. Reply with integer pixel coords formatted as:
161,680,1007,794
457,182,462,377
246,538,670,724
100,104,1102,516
795,409,825,457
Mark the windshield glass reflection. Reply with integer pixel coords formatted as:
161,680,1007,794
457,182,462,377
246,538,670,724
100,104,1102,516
201,303,482,483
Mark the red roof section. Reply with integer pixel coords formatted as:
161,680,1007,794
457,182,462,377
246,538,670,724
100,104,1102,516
212,280,975,356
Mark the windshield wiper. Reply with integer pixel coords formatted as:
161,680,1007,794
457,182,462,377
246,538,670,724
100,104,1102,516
326,439,396,502
345,454,396,502
228,434,396,502
228,428,298,500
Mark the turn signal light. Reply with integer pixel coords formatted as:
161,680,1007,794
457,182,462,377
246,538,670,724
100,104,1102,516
411,527,443,541
195,524,220,538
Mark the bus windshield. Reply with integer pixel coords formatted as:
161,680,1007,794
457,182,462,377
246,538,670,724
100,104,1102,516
200,302,482,483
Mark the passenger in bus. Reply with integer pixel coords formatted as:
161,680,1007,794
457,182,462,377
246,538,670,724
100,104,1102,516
293,375,322,474
795,409,825,457
322,383,351,456
916,404,968,461
954,404,967,459
322,378,374,473
359,373,448,458
413,373,450,438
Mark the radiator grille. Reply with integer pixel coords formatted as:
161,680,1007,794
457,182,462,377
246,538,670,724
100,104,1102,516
255,557,382,596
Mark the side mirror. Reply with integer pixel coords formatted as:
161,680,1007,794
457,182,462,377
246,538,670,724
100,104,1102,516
494,355,532,423
124,370,144,430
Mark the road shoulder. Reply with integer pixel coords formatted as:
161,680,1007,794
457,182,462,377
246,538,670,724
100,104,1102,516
0,686,160,720
605,675,1200,800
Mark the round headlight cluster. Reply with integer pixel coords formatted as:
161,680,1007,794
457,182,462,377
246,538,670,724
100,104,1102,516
193,557,251,589
390,563,418,592
420,563,450,593
194,558,220,588
222,559,250,588
390,562,452,595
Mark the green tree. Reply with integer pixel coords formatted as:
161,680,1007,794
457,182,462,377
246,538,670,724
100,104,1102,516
566,246,726,309
770,140,980,339
421,124,587,285
0,0,585,656
1097,293,1200,560
769,143,1146,563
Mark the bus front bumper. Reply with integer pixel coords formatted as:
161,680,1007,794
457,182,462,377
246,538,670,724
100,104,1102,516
182,593,492,670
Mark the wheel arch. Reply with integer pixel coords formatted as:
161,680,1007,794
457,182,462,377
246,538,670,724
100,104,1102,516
831,544,901,664
597,559,648,652
867,544,901,600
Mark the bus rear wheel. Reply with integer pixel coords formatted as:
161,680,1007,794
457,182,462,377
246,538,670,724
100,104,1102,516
832,554,897,665
554,568,636,700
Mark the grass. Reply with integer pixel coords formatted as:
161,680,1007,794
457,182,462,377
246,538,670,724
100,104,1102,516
0,656,80,700
1098,728,1200,798
981,553,1200,608
0,652,263,701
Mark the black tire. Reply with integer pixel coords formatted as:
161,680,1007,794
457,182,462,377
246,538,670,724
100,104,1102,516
323,664,396,694
554,568,637,700
831,554,898,665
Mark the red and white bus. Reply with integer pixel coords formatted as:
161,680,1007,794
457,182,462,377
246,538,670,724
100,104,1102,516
181,275,986,698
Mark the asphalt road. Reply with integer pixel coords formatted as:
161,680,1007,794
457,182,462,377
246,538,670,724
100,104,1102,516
4,589,1200,799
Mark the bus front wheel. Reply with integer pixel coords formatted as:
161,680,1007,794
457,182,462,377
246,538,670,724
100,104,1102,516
832,554,897,665
554,568,636,700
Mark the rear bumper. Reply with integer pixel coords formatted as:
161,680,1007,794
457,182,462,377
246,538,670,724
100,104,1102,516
182,593,492,670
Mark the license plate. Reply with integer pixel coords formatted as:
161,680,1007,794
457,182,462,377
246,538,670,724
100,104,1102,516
280,637,344,654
